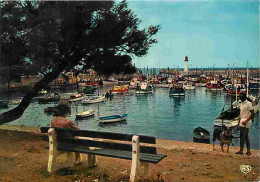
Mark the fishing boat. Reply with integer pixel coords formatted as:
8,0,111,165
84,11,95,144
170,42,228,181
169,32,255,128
183,82,195,90
111,85,129,94
193,127,210,143
81,95,105,104
169,84,185,96
76,109,95,119
136,82,153,94
206,79,222,91
0,100,8,109
99,114,127,123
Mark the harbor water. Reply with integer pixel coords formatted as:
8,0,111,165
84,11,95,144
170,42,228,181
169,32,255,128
1,87,259,149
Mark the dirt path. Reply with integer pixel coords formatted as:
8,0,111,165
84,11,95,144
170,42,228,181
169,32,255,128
0,126,259,182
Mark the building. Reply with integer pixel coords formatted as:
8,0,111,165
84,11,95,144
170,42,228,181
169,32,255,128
184,56,189,76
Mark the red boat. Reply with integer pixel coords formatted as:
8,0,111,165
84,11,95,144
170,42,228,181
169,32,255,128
206,80,222,91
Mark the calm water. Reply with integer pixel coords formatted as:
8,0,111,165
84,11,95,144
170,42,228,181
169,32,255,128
1,87,259,149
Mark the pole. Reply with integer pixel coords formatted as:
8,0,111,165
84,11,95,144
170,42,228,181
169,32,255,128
246,61,249,97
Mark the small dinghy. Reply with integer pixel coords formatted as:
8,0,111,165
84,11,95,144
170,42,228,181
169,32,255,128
193,127,210,144
76,109,95,119
99,114,127,124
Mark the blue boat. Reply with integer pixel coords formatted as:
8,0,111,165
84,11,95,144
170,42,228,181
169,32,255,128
99,114,127,123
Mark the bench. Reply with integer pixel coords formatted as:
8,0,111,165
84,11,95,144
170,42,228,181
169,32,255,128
40,127,167,182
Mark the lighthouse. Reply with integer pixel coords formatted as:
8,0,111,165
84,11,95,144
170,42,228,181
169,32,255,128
184,56,189,73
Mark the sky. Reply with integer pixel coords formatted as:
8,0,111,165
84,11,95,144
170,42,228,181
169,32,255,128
126,0,259,68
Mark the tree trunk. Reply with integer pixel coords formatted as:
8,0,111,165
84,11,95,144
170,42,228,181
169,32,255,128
0,65,65,125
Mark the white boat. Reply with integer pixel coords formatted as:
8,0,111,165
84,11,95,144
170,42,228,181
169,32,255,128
183,82,195,90
81,95,105,104
66,93,85,102
103,77,118,85
99,114,127,123
76,109,95,119
213,108,240,127
136,82,153,94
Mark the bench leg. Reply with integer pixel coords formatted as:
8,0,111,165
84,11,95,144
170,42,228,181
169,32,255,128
141,162,151,178
130,135,140,182
88,154,98,167
74,152,82,164
47,128,75,173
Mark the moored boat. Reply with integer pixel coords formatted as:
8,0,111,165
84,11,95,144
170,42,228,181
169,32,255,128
38,93,61,104
82,95,105,104
111,85,129,94
169,84,185,96
206,80,222,91
99,114,127,123
136,82,153,94
66,93,85,102
76,109,95,119
44,106,57,114
183,82,195,90
103,77,118,85
213,108,240,127
193,127,210,143
0,100,8,109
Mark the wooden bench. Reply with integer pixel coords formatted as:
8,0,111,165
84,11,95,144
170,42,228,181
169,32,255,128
40,127,167,182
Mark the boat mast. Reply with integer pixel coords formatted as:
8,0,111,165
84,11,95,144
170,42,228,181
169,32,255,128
246,60,249,97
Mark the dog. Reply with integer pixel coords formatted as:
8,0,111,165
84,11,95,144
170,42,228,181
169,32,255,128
213,126,232,152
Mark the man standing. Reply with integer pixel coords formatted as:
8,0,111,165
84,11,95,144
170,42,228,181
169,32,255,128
236,93,254,156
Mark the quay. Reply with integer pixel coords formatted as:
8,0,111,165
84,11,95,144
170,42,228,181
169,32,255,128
0,125,259,182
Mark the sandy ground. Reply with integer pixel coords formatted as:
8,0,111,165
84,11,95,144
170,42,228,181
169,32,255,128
0,125,259,182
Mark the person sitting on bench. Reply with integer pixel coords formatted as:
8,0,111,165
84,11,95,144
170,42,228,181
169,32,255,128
51,101,81,162
51,101,79,130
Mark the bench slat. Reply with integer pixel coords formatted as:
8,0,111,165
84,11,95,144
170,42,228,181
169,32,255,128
58,137,157,154
59,144,167,164
40,127,156,144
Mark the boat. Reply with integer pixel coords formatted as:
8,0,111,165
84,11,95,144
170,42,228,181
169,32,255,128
169,84,185,96
193,127,210,143
99,114,127,123
38,93,61,104
79,86,96,95
76,109,95,119
44,106,57,114
66,93,85,102
9,99,21,105
206,79,222,91
111,85,129,94
183,82,195,90
136,82,153,94
103,77,118,85
0,100,8,109
38,89,48,95
213,108,240,127
81,95,105,104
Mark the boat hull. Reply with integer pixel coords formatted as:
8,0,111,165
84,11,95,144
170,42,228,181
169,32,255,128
76,110,95,119
99,114,127,123
81,96,105,104
136,90,153,94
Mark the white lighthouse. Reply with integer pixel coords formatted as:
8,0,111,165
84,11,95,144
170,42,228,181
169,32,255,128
184,56,189,73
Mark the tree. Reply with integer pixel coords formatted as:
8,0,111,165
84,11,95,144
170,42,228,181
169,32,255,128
0,0,160,124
